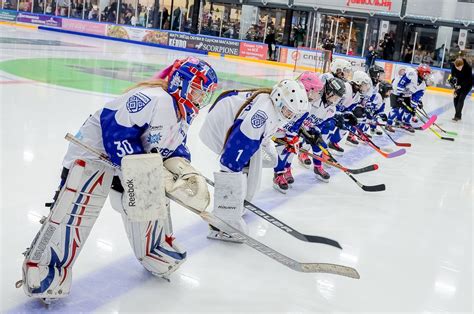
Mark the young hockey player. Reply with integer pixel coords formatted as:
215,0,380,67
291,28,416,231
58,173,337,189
363,65,389,135
326,70,371,150
18,57,218,302
199,79,309,241
386,64,432,133
272,75,346,192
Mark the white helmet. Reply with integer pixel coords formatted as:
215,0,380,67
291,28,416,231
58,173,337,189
351,71,372,94
270,79,309,122
330,59,352,80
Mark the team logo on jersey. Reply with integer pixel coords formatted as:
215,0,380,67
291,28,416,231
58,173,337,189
126,92,151,113
147,133,162,144
251,110,268,128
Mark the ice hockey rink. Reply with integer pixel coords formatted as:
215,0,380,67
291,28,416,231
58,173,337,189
1,24,472,313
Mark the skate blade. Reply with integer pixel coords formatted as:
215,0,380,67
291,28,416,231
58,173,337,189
272,184,287,194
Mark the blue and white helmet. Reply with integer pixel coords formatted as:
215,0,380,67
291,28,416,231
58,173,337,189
167,57,218,121
270,79,309,122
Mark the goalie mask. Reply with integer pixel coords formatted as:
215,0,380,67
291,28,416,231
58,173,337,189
167,57,218,123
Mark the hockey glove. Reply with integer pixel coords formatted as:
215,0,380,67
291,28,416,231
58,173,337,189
378,113,388,122
299,127,324,147
343,112,358,127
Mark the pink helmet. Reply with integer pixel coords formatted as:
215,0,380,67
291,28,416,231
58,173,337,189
297,71,324,102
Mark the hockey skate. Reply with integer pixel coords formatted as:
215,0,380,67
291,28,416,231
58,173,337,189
385,125,395,133
284,167,294,185
297,152,312,168
328,142,344,156
346,133,359,146
400,124,415,134
314,165,330,182
273,173,289,194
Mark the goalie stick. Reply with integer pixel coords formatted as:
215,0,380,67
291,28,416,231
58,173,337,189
273,138,378,175
64,133,360,278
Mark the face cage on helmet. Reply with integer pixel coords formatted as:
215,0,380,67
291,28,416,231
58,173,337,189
279,104,297,122
187,80,216,109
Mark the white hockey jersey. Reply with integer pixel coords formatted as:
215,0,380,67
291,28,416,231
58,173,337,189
392,67,426,106
200,91,280,172
63,86,191,168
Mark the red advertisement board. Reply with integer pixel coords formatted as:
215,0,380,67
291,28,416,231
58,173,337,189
239,42,268,60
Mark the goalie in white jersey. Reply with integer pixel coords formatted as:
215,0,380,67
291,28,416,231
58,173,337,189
199,80,309,242
18,57,218,303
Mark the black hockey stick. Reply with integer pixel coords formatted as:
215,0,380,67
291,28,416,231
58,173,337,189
317,144,386,192
204,178,342,249
65,133,359,278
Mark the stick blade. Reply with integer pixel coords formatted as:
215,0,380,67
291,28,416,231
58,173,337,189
386,148,406,158
395,142,412,147
302,235,342,249
445,131,458,136
420,115,437,130
361,183,386,192
299,263,360,279
348,164,379,175
441,137,455,141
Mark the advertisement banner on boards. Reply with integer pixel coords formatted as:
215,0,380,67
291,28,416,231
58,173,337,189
16,13,62,27
62,19,106,36
0,9,18,21
168,32,240,55
239,42,268,60
106,25,168,45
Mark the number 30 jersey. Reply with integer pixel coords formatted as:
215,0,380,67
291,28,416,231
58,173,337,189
63,86,191,168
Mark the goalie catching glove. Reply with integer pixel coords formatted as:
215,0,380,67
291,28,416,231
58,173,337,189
163,157,210,212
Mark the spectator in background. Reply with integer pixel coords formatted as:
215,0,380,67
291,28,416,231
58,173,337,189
422,52,434,65
403,46,413,63
294,25,305,48
381,33,394,60
265,28,277,61
449,58,473,121
365,45,377,71
162,8,169,29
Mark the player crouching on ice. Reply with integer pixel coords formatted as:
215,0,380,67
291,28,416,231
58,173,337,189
199,80,309,242
17,57,218,303
386,64,432,133
361,65,393,136
272,74,346,192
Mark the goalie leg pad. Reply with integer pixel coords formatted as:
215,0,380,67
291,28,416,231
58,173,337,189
21,159,113,299
121,200,186,279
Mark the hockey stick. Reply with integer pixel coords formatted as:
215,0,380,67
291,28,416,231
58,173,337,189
66,135,342,248
413,113,455,142
273,138,378,175
317,144,386,192
401,104,437,130
352,127,406,159
203,177,342,249
64,134,359,278
378,124,412,147
417,107,458,136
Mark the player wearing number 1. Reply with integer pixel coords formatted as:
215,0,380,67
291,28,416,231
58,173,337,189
199,79,309,242
18,57,218,303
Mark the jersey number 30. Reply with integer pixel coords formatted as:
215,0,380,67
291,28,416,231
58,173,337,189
114,140,134,157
